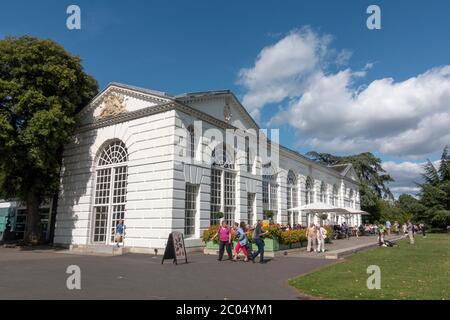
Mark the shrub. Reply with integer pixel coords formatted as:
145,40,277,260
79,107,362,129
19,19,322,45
202,225,219,243
263,210,274,220
212,212,224,219
280,229,307,245
324,225,333,237
266,224,282,240
202,224,238,243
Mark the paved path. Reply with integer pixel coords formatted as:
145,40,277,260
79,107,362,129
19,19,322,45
0,248,332,300
288,235,403,259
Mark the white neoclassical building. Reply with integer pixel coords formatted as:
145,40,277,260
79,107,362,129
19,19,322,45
54,83,362,252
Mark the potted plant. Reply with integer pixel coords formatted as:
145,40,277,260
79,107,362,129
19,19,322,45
319,213,328,226
263,210,274,221
212,211,224,221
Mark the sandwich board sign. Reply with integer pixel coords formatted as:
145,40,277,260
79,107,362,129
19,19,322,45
161,231,188,265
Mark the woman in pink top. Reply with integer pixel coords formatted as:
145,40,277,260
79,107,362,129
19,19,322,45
213,220,233,261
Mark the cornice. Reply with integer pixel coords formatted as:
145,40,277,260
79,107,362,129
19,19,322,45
77,85,172,119
76,102,177,133
178,93,260,132
75,101,237,134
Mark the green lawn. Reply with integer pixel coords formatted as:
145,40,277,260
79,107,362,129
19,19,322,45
289,234,450,300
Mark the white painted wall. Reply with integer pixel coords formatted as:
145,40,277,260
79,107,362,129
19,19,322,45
55,88,361,250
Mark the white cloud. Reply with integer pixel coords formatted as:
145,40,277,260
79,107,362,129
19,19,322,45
382,160,441,196
238,28,450,160
382,161,423,196
237,27,332,118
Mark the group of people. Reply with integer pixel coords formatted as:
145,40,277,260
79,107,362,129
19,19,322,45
213,220,268,264
373,220,426,246
333,222,352,239
305,224,328,253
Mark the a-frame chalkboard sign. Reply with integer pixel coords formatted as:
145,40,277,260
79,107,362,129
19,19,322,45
161,231,188,265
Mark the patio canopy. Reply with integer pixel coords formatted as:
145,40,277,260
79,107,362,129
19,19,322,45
288,203,369,215
343,207,371,215
288,203,348,214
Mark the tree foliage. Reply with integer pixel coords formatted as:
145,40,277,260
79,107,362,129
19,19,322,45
413,146,450,229
0,36,98,243
306,151,394,216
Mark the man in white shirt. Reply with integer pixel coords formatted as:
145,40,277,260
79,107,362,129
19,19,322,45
317,225,327,253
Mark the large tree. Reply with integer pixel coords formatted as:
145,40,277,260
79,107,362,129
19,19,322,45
306,151,394,221
416,146,450,228
0,36,98,243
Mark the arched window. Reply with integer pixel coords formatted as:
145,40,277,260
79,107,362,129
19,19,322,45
212,143,234,169
319,182,326,203
187,125,195,159
287,170,298,226
98,141,128,166
93,140,128,244
332,184,339,206
305,176,314,205
349,189,354,208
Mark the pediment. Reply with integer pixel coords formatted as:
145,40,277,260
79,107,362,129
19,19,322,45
343,165,359,183
77,83,173,126
176,93,260,132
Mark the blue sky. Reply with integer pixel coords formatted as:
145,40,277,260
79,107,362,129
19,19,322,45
1,0,449,195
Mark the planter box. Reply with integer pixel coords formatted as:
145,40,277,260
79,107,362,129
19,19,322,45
205,241,220,250
205,238,303,252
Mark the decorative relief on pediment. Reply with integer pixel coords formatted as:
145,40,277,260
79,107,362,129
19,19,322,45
224,103,232,123
99,92,127,119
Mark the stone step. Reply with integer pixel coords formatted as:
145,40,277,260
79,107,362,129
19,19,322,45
69,244,124,256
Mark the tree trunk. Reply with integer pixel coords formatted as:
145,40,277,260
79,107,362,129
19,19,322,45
24,191,41,245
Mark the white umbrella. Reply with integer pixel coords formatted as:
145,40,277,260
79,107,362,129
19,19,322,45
344,207,370,215
288,203,348,213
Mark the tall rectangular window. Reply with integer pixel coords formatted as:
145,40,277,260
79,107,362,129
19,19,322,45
224,171,236,226
185,184,198,236
247,193,255,225
263,174,278,220
262,179,269,212
187,125,195,159
245,137,251,173
287,186,292,225
270,182,278,211
210,169,221,225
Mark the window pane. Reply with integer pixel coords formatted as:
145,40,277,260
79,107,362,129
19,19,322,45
185,184,198,236
210,169,221,225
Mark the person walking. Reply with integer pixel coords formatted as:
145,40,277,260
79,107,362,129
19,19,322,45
407,220,415,244
115,219,125,247
251,220,268,263
233,221,251,262
377,223,385,245
342,222,349,240
393,221,399,235
386,220,391,235
306,224,317,252
213,220,233,261
317,225,327,253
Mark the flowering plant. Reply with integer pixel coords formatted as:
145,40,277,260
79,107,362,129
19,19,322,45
202,224,237,243
280,229,307,245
